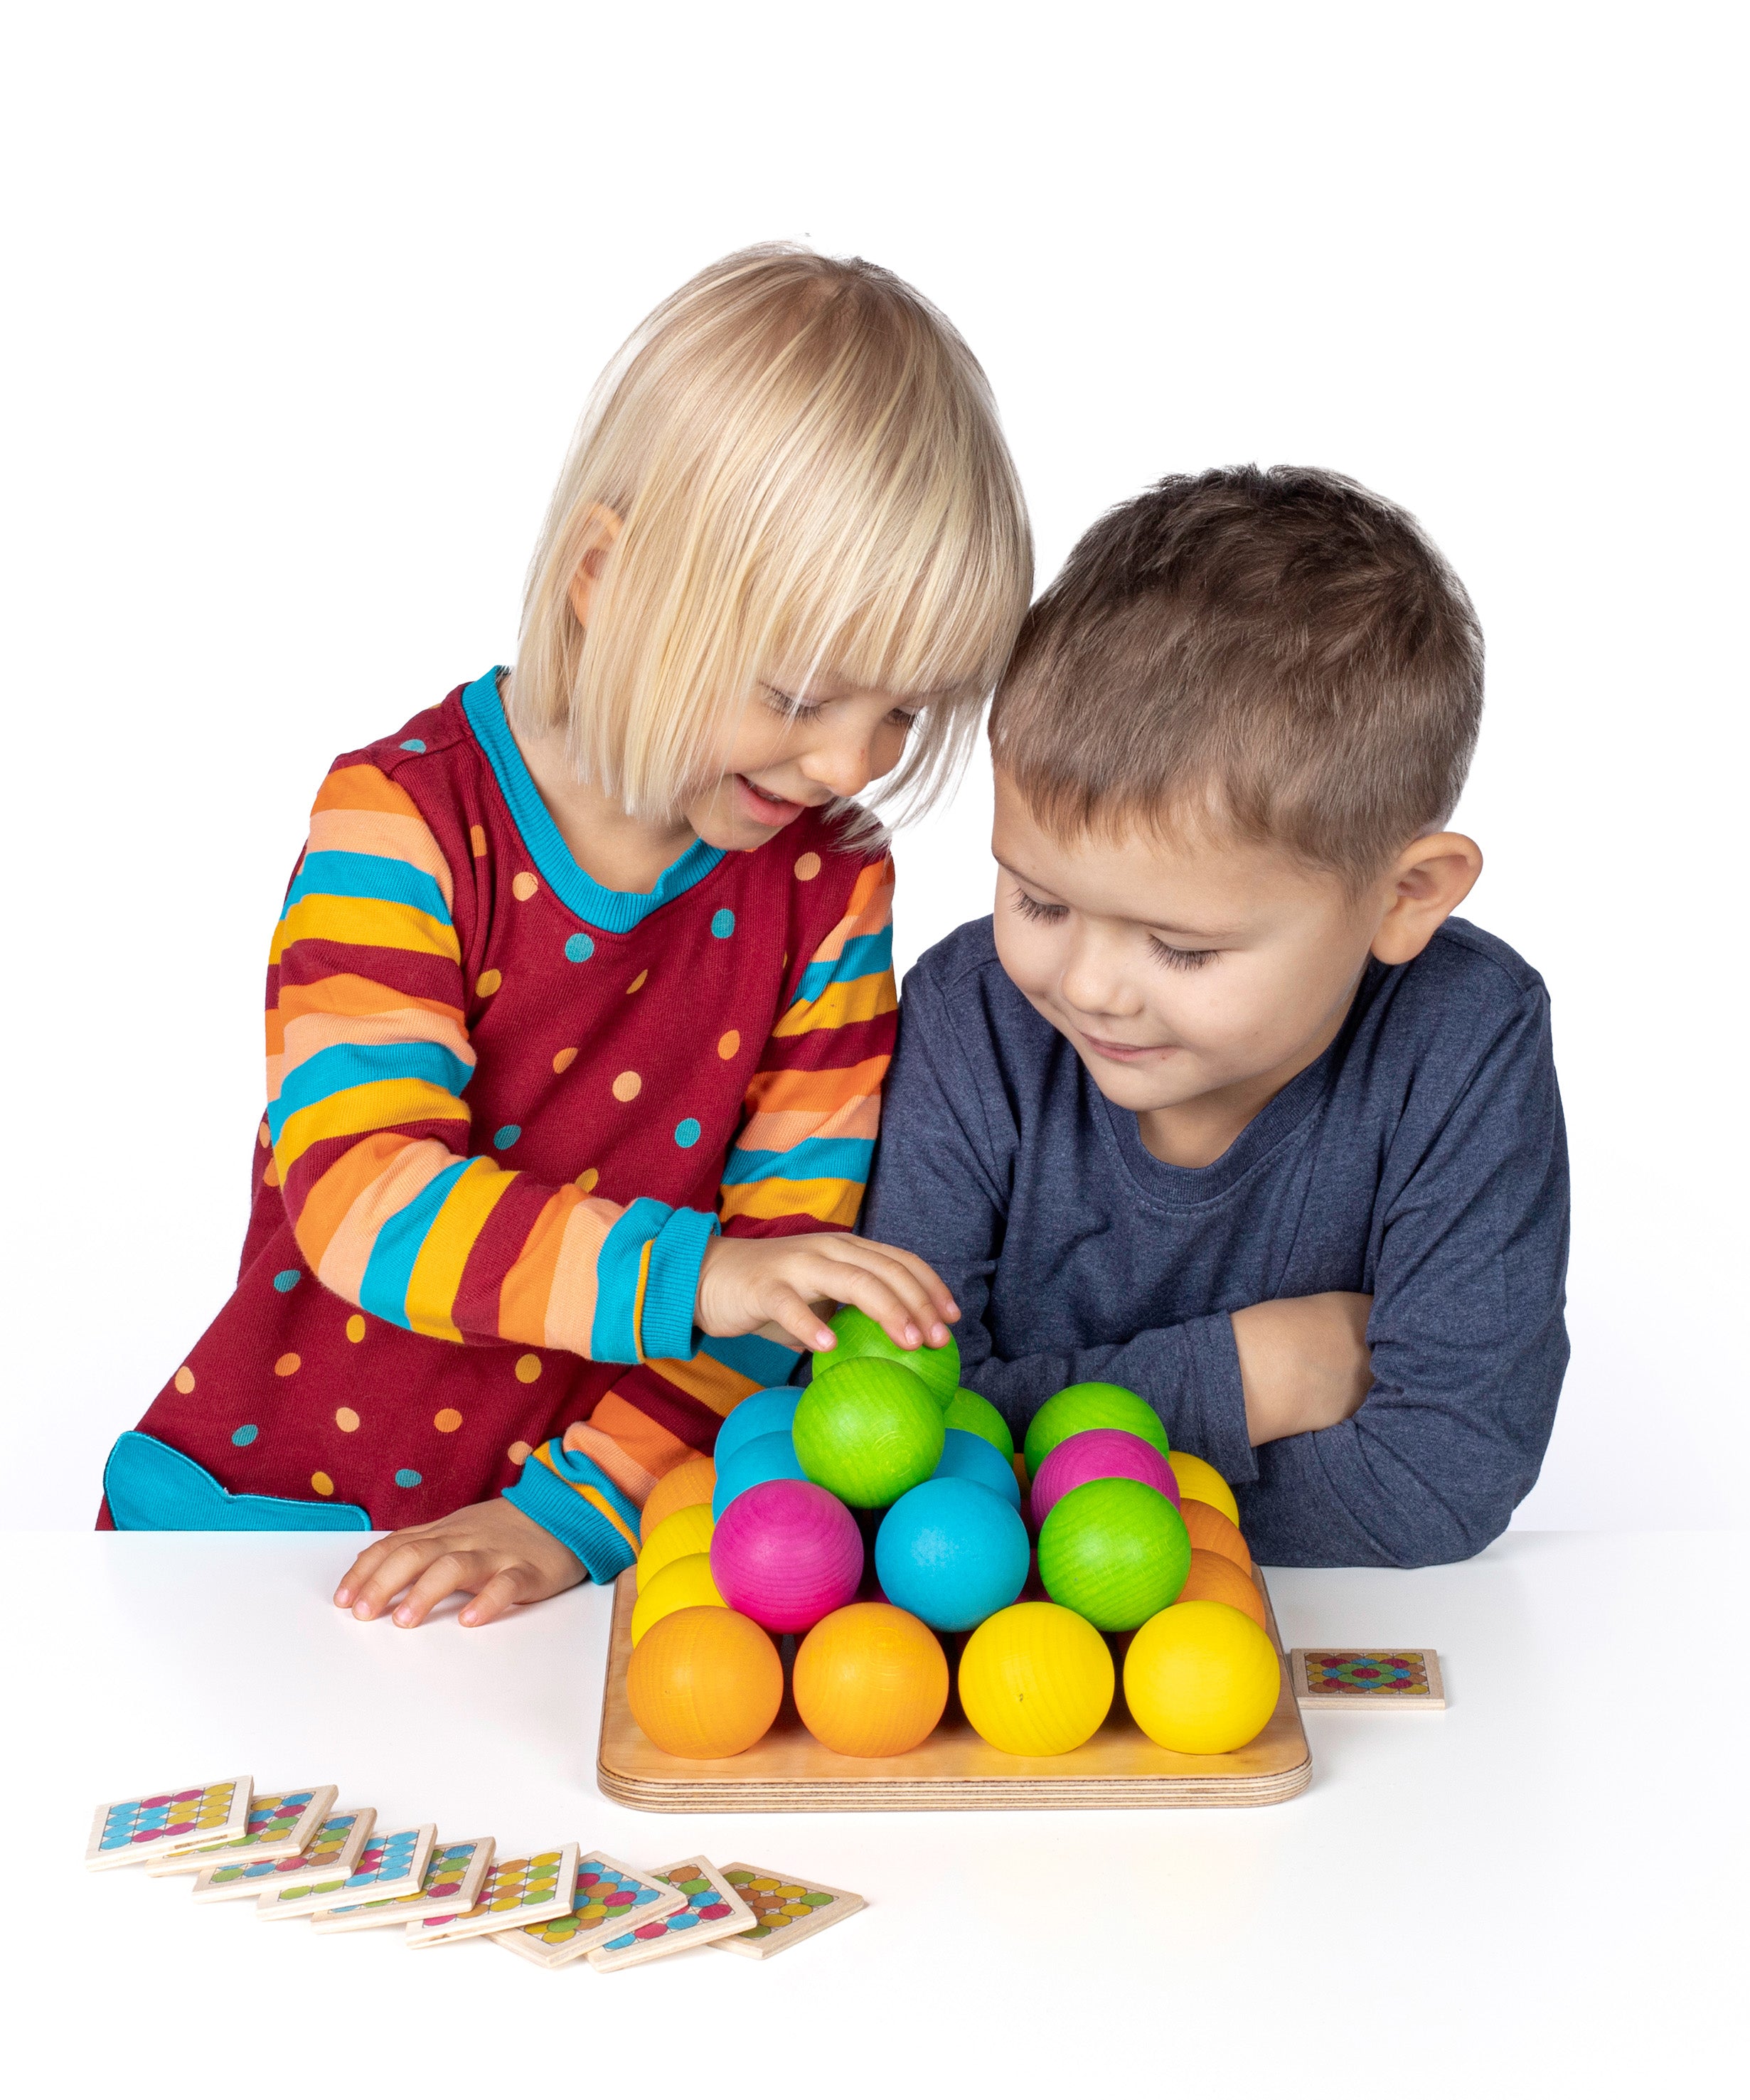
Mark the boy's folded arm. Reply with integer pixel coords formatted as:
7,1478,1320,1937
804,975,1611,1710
1237,989,1571,1568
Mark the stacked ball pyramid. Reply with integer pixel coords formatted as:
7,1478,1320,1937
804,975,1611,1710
625,1308,1281,1763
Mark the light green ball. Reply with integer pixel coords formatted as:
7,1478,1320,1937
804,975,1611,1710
811,1304,960,1406
794,1358,945,1508
941,1387,1014,1461
1037,1477,1190,1631
1023,1380,1170,1483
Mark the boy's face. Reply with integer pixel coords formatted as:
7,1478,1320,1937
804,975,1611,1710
991,769,1389,1137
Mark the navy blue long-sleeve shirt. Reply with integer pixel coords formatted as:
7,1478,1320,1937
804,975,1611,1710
863,915,1569,1567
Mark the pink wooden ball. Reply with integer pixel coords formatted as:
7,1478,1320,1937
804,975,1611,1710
1029,1427,1181,1528
709,1478,865,1634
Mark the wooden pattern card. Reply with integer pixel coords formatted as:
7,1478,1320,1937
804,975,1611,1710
493,1853,685,1970
405,1843,579,1948
312,1838,495,1934
710,1865,865,1961
1291,1648,1447,1710
195,1808,375,1904
85,1776,252,1870
257,1821,433,1919
148,1786,338,1876
586,1858,754,1972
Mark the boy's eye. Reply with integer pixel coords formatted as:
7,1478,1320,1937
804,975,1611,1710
1012,888,1068,924
1148,936,1215,971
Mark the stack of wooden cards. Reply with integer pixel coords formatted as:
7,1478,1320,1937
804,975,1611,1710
85,1776,865,1972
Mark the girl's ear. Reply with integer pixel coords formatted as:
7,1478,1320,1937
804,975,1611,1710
565,504,625,627
1370,833,1484,966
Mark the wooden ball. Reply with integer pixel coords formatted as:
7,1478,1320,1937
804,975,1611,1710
1175,1547,1266,1629
639,1455,716,1542
1123,1599,1280,1754
1166,1449,1240,1526
636,1503,715,1592
629,1553,725,1646
626,1606,783,1759
1180,1498,1251,1574
793,1602,949,1757
958,1601,1115,1756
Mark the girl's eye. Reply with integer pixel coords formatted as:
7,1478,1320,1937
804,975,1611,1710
887,707,920,731
1148,936,1215,971
1012,888,1067,924
764,686,824,723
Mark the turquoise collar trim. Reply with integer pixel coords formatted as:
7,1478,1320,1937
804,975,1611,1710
461,668,725,932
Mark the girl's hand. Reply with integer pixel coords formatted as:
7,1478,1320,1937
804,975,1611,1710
334,1498,585,1629
696,1232,960,1355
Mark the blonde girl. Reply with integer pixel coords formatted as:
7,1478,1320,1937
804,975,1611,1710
105,245,1032,1629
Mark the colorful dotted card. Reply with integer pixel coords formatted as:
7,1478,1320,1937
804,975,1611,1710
586,1857,754,1972
194,1808,375,1904
710,1865,865,1962
311,1838,496,1934
405,1842,579,1948
85,1776,252,1871
493,1853,686,1969
257,1821,433,1919
148,1786,338,1876
1291,1648,1447,1710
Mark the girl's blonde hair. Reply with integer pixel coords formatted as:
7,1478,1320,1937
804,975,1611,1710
510,245,1033,822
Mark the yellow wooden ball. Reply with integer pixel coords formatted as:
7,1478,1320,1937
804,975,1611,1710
629,1552,725,1645
625,1606,783,1759
639,1455,716,1542
1123,1599,1281,1753
636,1503,715,1592
958,1601,1114,1757
1167,1449,1240,1526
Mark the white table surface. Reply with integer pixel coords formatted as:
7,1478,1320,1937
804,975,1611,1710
6,1531,1740,2096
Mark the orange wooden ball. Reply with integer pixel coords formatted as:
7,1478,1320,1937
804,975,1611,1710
1180,1498,1251,1574
793,1602,949,1757
640,1456,717,1542
625,1605,783,1759
1176,1547,1266,1629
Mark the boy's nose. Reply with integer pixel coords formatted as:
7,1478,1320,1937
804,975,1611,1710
1059,946,1141,1020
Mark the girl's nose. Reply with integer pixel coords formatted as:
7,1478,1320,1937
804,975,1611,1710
800,734,876,800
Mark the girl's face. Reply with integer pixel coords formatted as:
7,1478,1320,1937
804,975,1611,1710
684,675,924,850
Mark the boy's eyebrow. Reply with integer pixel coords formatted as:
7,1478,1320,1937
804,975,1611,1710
996,856,1236,941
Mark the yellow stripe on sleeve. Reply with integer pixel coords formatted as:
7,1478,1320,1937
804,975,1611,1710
402,1156,516,1341
771,971,897,1038
718,1176,864,1227
276,1079,470,1173
272,894,461,966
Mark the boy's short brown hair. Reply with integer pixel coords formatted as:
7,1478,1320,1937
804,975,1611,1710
989,466,1483,884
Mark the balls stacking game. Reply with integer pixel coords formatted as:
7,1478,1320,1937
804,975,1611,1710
625,1308,1284,1766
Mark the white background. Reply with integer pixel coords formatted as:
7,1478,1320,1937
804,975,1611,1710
4,2,1743,1530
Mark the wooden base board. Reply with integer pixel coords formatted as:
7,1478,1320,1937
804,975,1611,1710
597,1571,1311,1813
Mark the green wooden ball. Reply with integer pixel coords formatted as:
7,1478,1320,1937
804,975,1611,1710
1023,1380,1170,1483
793,1358,946,1508
1036,1476,1190,1631
941,1387,1015,1461
811,1304,960,1406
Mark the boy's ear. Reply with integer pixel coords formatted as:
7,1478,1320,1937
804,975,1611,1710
1370,832,1483,966
565,503,625,628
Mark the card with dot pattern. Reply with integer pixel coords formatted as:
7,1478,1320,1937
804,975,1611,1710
493,1853,686,1969
710,1865,865,1961
147,1786,338,1876
1290,1648,1446,1709
311,1838,496,1934
586,1857,755,1972
85,1776,252,1870
193,1808,375,1903
405,1842,579,1947
256,1821,432,1919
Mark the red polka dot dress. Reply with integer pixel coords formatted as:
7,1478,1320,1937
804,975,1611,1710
105,671,897,1582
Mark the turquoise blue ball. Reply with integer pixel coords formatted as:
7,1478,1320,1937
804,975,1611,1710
874,1478,1029,1632
711,1430,805,1520
932,1426,1020,1509
714,1388,804,1471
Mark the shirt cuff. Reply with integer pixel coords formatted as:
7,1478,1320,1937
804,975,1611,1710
503,1441,641,1584
641,1206,720,1363
1177,1311,1259,1486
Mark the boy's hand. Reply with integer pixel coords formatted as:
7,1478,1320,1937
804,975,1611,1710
1232,1291,1375,1445
333,1498,584,1629
696,1232,959,1355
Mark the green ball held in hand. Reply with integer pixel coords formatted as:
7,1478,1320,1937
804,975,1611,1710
1023,1380,1170,1483
794,1359,946,1508
941,1387,1014,1460
812,1304,959,1406
1037,1476,1190,1631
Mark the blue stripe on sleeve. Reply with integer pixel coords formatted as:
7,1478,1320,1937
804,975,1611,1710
589,1197,672,1363
698,1331,801,1388
356,1159,473,1328
282,850,453,925
267,1039,475,1141
718,1135,875,1188
789,927,892,1008
502,1442,641,1584
641,1207,717,1363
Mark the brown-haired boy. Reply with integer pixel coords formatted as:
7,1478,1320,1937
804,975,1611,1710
865,467,1568,1564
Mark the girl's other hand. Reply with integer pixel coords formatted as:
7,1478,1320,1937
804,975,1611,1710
333,1498,585,1629
696,1232,960,1355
